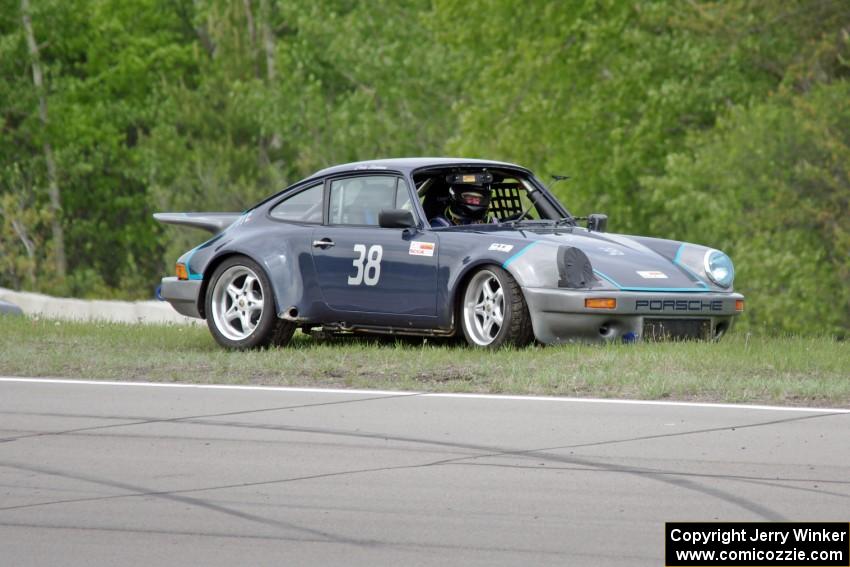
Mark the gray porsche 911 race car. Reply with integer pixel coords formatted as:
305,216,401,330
156,157,743,349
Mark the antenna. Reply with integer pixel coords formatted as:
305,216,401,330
548,174,570,191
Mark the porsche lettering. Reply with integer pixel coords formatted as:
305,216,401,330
635,299,723,312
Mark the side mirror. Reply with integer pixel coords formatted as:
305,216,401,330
378,208,416,229
587,213,608,232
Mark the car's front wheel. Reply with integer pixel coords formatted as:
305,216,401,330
460,266,534,348
205,256,294,349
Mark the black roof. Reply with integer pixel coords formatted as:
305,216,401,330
309,157,530,179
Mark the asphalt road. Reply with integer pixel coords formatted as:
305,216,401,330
1,378,848,566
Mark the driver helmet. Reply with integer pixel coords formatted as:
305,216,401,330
448,184,491,221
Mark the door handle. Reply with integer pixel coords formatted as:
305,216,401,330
312,238,335,249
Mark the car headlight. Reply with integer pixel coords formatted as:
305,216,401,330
704,249,734,288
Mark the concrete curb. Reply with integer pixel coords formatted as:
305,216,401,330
0,287,200,325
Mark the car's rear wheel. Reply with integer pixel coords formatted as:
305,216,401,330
460,266,533,348
206,256,295,349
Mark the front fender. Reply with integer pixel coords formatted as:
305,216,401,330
629,235,735,293
440,240,569,325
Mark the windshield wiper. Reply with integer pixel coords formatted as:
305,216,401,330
554,216,577,226
499,217,577,229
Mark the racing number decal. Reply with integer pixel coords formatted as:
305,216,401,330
347,244,383,286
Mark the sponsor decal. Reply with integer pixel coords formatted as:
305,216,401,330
637,270,668,279
488,243,514,253
353,164,388,170
599,246,624,256
635,299,723,312
409,241,435,257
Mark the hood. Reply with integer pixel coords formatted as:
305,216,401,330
523,229,710,291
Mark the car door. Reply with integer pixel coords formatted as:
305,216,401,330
311,174,438,319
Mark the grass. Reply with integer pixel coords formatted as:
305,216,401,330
1,316,848,407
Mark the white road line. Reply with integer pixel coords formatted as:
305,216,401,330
0,377,410,397
0,376,848,414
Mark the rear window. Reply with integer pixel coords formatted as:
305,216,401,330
269,183,323,223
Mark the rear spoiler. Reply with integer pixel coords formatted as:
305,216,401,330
153,212,242,234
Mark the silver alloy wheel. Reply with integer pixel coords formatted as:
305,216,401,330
211,265,265,341
462,270,505,346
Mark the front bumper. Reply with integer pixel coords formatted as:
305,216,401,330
523,287,744,344
160,277,203,319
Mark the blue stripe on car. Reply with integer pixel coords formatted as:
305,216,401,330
184,245,204,280
672,244,709,288
502,241,540,269
182,213,248,280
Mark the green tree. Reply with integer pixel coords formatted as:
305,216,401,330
1,0,848,335
644,82,850,335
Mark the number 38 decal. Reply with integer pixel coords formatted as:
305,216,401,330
348,244,383,286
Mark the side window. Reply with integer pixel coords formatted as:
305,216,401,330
269,183,323,223
395,178,412,210
329,176,409,226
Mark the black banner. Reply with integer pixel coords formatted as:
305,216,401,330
666,522,849,566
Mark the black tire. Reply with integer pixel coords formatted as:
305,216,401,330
459,265,534,348
205,255,295,349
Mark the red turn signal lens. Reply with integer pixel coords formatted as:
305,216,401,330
735,299,745,312
585,298,616,309
175,263,189,281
